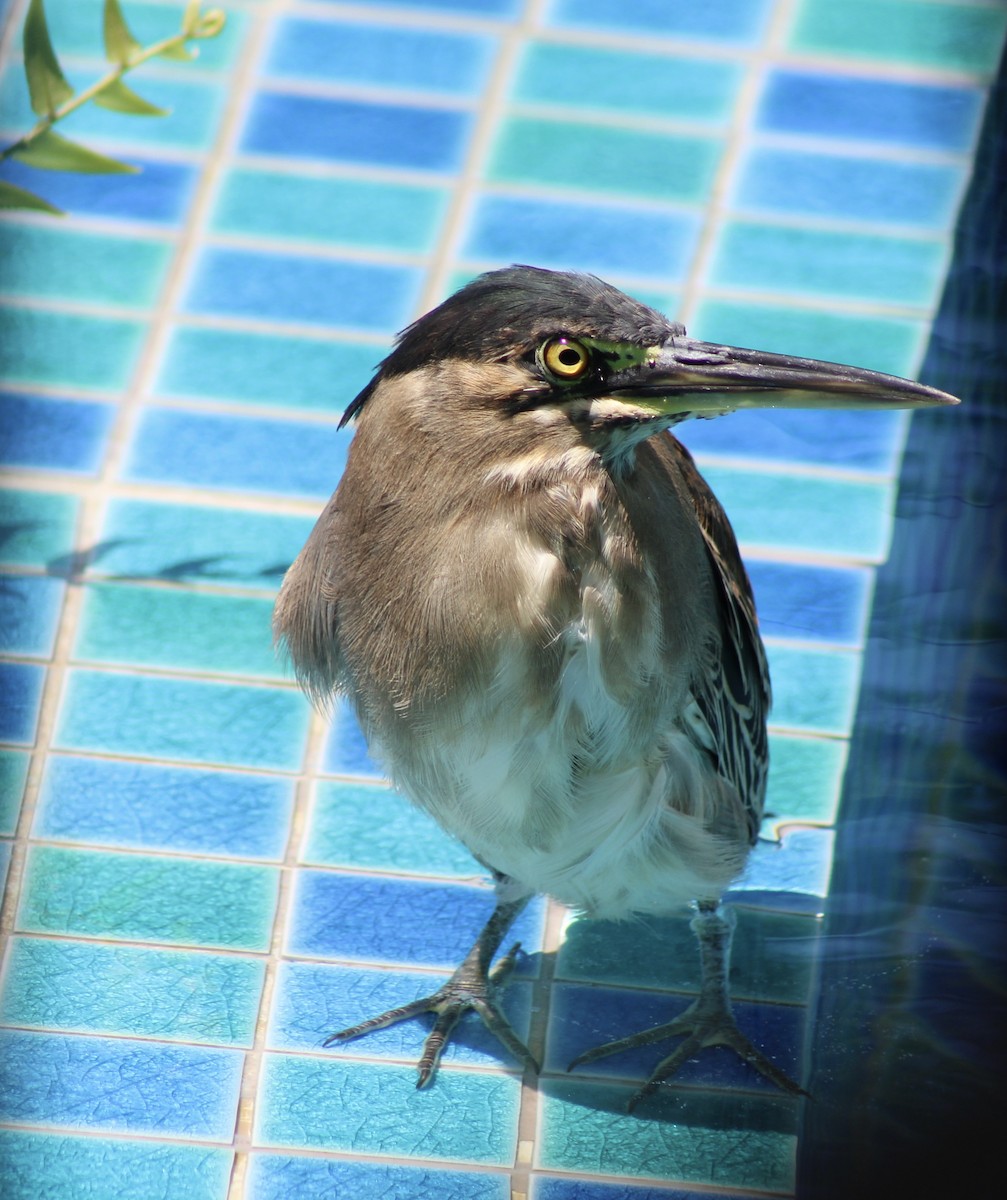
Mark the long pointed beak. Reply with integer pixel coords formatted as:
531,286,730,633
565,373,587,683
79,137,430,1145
608,337,959,416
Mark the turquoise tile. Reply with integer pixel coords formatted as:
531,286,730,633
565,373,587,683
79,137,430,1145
547,0,772,45
0,749,29,834
0,1131,233,1200
357,0,518,11
735,147,965,229
0,839,11,895
256,1055,521,1164
0,1029,243,1140
0,575,64,657
36,754,295,858
74,582,281,678
0,224,173,307
54,669,310,770
735,826,835,901
0,490,80,571
266,17,496,96
212,169,448,253
248,1155,509,1200
0,662,45,746
91,497,315,589
156,326,382,412
537,1079,796,1192
0,393,115,473
123,408,351,500
690,298,925,378
789,0,1007,74
513,42,742,122
0,307,146,390
18,844,280,950
701,465,894,560
303,780,481,876
709,221,947,307
556,907,816,1003
764,733,848,829
767,644,862,735
268,960,532,1069
0,936,265,1046
489,117,722,204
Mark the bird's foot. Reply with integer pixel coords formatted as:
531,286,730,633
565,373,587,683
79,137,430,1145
325,940,538,1088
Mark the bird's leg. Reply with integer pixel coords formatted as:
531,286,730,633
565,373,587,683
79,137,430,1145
324,893,536,1088
569,900,809,1111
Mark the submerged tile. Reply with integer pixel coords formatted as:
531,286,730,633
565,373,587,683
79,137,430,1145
248,1154,509,1200
546,0,772,44
124,407,351,499
533,1180,750,1200
35,754,294,858
256,1054,521,1164
157,326,382,412
0,749,29,834
53,669,309,770
303,780,481,876
0,1130,233,1200
0,488,79,569
0,575,65,657
0,662,45,746
764,733,848,829
18,844,279,950
0,308,145,390
0,1029,243,1140
185,246,421,331
767,643,862,735
745,559,872,645
735,826,836,902
92,497,314,590
0,936,265,1046
0,393,114,474
73,582,280,679
321,700,383,778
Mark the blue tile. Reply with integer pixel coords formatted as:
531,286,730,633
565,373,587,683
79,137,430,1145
735,147,964,228
266,18,496,96
325,0,519,12
268,960,532,1068
0,1131,233,1200
0,575,64,657
0,157,198,224
0,662,45,745
287,871,545,965
677,407,906,473
547,0,771,43
322,700,383,777
746,559,872,645
533,1176,752,1199
54,669,310,771
242,91,471,172
0,749,29,833
464,194,700,278
185,247,421,331
248,1154,510,1200
124,408,351,499
733,827,836,904
36,755,295,858
0,392,114,473
91,497,315,589
0,1029,243,1140
758,70,983,151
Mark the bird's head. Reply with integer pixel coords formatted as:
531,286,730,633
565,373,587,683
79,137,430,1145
340,265,958,472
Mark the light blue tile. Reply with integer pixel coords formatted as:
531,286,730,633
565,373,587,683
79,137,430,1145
185,247,422,331
1,937,265,1046
746,559,872,645
767,644,862,735
242,91,472,172
54,669,310,771
36,754,294,858
322,700,383,778
340,0,518,12
764,733,848,829
248,1155,509,1200
0,662,45,745
0,1131,233,1200
157,327,383,412
0,308,146,390
124,408,351,499
91,497,315,590
0,575,64,657
0,749,29,834
256,1055,521,1163
0,157,198,224
464,194,700,278
266,17,496,96
733,826,836,903
0,489,79,568
546,0,772,44
0,1029,243,1140
0,393,114,474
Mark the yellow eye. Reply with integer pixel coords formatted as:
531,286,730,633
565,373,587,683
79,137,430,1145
541,337,591,381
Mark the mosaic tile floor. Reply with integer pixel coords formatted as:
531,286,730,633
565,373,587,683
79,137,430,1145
1,1,1003,1196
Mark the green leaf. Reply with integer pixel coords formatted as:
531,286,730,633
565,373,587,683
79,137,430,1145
23,0,75,116
103,0,142,66
157,38,196,62
10,129,139,175
0,176,64,214
92,78,169,117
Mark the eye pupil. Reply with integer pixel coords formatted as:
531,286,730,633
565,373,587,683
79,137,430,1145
558,347,582,367
541,337,591,379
